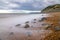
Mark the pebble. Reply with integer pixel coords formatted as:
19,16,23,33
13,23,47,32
24,24,30,28
41,17,47,21
25,21,29,23
44,25,52,30
34,19,36,21
15,24,21,27
54,26,60,31
33,22,36,23
38,20,42,22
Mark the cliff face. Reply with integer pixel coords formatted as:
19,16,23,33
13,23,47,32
41,4,60,13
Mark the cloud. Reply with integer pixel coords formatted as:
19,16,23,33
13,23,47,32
0,0,60,10
44,0,60,5
0,0,20,9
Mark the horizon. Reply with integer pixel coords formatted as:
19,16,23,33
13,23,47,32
0,10,41,13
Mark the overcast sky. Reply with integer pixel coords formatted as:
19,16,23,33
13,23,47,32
0,0,60,13
0,0,60,10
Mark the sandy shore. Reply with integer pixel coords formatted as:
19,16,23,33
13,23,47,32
0,14,53,40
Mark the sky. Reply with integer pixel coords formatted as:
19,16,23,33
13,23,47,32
0,0,60,13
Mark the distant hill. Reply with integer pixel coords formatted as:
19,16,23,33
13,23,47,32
41,4,60,13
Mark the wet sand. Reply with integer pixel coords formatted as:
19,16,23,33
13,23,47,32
0,14,53,40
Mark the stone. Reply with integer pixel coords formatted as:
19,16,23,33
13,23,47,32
25,21,29,23
34,19,36,21
24,24,30,28
38,20,42,22
44,24,52,30
41,17,47,21
33,22,36,23
15,24,21,27
54,26,60,31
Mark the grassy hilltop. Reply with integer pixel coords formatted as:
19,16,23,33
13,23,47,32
41,4,60,13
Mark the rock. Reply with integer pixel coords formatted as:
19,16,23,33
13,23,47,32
15,24,21,27
24,24,30,28
38,20,42,22
44,24,52,30
54,26,60,31
38,17,47,22
33,22,36,23
25,21,29,23
45,26,51,30
34,19,36,21
41,17,47,21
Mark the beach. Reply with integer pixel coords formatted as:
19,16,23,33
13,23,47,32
0,13,53,40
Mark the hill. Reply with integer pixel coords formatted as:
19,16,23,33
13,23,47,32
41,4,60,13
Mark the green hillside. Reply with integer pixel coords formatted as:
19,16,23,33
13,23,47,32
41,4,60,13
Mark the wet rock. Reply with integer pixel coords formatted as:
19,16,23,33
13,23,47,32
42,24,47,26
45,26,51,30
33,22,36,23
15,24,21,27
54,26,60,31
34,19,36,21
24,24,30,28
25,21,29,23
44,24,52,30
40,17,47,21
38,20,42,22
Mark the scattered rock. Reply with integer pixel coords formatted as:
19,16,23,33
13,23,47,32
38,20,42,22
40,17,47,21
24,24,30,28
54,26,60,31
42,24,47,26
34,19,36,21
44,24,52,30
45,26,51,30
15,24,21,27
25,21,29,23
33,22,36,23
